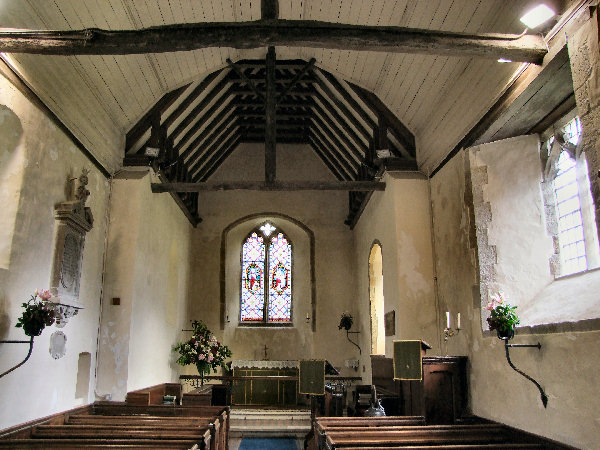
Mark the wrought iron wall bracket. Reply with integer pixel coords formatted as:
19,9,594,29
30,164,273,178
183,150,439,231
504,339,548,408
346,330,361,355
0,337,35,379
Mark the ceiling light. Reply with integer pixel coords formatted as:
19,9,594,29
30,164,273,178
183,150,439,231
520,4,555,29
497,58,512,63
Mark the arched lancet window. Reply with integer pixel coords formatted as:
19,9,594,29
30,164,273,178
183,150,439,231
240,223,292,324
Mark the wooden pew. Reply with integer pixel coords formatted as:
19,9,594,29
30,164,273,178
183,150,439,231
90,402,229,449
0,435,208,449
333,445,544,449
323,424,541,449
125,382,183,406
313,416,426,450
69,411,227,450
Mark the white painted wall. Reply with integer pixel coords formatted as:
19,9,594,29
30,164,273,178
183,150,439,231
353,172,439,381
97,171,192,400
181,143,358,378
0,71,110,428
431,148,600,449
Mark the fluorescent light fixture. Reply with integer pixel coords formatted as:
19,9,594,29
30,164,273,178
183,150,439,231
520,4,555,29
497,58,512,63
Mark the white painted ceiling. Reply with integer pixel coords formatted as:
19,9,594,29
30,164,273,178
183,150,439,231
0,0,561,175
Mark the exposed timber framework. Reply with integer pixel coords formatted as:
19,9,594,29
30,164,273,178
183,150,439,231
125,54,417,227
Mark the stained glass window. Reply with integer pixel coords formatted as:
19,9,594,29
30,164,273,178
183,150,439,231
268,233,292,321
240,225,292,323
240,232,265,321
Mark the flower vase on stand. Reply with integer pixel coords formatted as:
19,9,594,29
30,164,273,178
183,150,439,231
196,363,208,386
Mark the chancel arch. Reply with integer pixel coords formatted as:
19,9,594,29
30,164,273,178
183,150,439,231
368,241,385,355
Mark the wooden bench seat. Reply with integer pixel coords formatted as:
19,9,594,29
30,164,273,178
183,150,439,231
31,424,212,439
316,416,426,426
333,445,544,450
313,416,427,449
0,437,205,449
324,424,522,449
67,414,215,426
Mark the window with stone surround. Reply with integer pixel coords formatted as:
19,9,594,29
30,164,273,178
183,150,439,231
542,114,600,277
240,223,293,324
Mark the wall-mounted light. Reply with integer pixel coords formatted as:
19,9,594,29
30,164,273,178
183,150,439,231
497,58,512,63
520,4,555,29
144,146,160,158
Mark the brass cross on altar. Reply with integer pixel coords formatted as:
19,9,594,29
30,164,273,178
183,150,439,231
263,344,268,360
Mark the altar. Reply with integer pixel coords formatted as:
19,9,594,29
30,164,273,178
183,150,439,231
231,360,298,406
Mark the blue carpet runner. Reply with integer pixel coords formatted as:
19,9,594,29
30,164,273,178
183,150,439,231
238,437,297,450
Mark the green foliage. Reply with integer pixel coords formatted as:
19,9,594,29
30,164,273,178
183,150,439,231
486,293,520,335
15,292,55,337
338,311,353,331
173,320,232,375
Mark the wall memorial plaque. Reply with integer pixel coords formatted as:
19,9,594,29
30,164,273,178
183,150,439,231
49,169,93,323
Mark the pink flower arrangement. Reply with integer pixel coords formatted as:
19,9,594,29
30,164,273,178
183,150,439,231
486,291,520,337
16,289,56,337
173,320,231,377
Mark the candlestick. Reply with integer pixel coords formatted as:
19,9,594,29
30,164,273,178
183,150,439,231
457,313,461,329
446,311,450,329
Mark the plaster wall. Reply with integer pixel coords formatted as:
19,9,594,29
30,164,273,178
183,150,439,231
470,135,555,317
97,172,192,399
0,71,110,428
431,149,600,449
183,143,357,377
352,172,439,381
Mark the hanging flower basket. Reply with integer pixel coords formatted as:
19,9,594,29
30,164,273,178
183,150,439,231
16,290,56,337
338,312,353,331
486,292,520,340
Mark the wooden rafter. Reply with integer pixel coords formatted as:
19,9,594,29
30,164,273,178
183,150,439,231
348,82,416,158
265,46,277,184
151,180,385,192
124,57,423,227
0,22,547,64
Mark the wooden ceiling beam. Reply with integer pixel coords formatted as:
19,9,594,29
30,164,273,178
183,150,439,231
152,180,385,192
187,120,239,174
125,82,190,152
176,91,236,157
318,69,376,129
310,110,363,171
310,101,364,164
179,101,236,161
199,135,243,182
162,69,221,129
348,81,416,158
277,58,316,101
169,73,233,142
311,92,368,157
265,46,277,184
227,58,265,101
309,122,358,179
190,122,241,179
312,77,372,145
308,135,348,181
0,22,547,64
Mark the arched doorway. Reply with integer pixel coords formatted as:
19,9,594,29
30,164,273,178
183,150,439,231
369,242,385,355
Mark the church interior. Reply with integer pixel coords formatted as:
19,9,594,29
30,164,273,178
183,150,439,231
0,1,599,449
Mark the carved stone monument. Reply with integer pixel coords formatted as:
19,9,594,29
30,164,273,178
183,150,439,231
49,169,93,326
